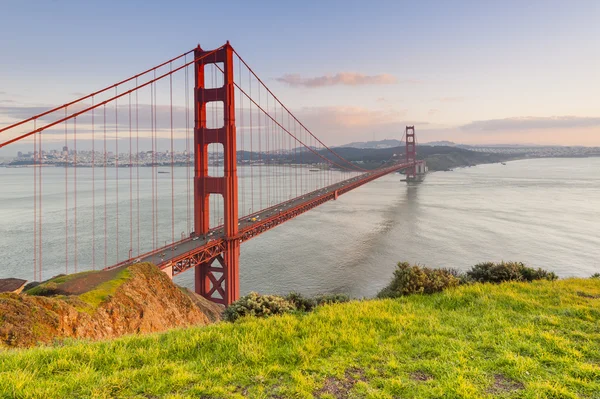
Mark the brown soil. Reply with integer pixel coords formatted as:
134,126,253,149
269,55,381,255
577,291,600,299
315,368,366,398
0,263,222,348
410,371,433,381
487,374,525,394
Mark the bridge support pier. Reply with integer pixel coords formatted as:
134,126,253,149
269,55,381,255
193,42,240,306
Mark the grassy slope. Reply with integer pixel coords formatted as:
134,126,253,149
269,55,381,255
1,279,599,399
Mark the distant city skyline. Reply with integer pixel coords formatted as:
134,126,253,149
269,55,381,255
1,0,598,148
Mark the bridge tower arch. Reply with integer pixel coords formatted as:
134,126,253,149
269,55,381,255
193,42,240,305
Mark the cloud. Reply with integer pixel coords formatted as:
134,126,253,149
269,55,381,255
291,106,428,145
428,109,440,117
461,116,600,131
0,100,16,104
276,72,398,88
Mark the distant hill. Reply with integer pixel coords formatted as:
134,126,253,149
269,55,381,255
237,145,514,171
338,139,403,149
338,139,461,149
422,140,457,147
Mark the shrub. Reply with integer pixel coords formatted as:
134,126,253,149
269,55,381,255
466,261,557,283
591,273,600,279
285,292,316,312
314,293,350,306
377,262,460,298
519,266,558,282
223,292,295,322
467,262,522,283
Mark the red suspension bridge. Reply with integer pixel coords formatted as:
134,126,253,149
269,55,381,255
0,42,425,305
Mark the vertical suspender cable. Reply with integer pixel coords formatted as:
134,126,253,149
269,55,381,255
249,70,254,215
185,58,190,234
33,125,37,280
238,56,245,217
64,109,69,273
151,80,155,251
154,76,158,250
170,63,175,246
115,89,119,263
129,93,133,257
136,79,140,255
104,105,107,267
92,97,95,269
38,124,42,280
74,117,77,272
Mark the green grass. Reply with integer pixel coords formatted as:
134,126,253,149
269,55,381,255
24,271,95,296
77,268,131,309
1,278,599,398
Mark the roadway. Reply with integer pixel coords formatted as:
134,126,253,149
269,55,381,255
107,161,415,274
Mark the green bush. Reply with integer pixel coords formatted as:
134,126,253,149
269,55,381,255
223,292,295,322
285,292,316,312
591,273,600,279
519,265,558,282
466,261,557,283
314,293,350,306
377,262,460,298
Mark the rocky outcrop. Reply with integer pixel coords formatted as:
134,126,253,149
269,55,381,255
0,263,222,347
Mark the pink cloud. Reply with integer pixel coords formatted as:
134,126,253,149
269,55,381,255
292,106,427,145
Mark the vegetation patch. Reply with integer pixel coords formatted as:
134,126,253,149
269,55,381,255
1,264,215,347
224,291,351,322
76,268,131,309
377,261,559,299
25,269,121,297
223,292,295,322
377,262,460,298
467,261,558,283
1,278,598,397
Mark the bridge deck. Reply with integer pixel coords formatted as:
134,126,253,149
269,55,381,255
106,161,416,277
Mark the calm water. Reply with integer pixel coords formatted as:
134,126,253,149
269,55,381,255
1,158,599,298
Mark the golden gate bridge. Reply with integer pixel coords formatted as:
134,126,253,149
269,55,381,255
0,42,425,305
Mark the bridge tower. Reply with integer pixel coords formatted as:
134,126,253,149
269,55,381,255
405,126,416,181
193,42,240,305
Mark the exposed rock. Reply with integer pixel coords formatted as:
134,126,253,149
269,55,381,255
0,263,222,347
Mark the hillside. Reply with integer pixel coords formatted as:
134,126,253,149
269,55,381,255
0,263,222,348
0,278,598,398
239,146,514,171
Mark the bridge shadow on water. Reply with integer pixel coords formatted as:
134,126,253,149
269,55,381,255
326,180,423,298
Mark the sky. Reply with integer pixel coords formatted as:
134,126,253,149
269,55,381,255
0,0,599,149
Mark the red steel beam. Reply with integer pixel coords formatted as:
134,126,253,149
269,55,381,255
156,161,417,278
